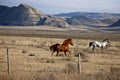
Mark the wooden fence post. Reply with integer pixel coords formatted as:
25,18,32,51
78,53,81,74
7,48,10,75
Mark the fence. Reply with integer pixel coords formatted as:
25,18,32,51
0,43,82,75
0,48,10,75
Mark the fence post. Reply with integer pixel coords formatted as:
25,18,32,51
78,53,81,74
7,48,10,75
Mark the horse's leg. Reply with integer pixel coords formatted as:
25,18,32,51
92,46,95,53
92,47,94,51
68,51,71,56
56,50,59,56
64,51,67,56
51,51,55,56
101,47,104,53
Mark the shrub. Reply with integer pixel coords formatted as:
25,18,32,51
28,54,35,56
0,75,14,80
46,58,55,63
22,49,27,53
75,53,88,59
64,63,77,74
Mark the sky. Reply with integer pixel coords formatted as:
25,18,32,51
0,0,120,14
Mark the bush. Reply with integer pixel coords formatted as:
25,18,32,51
28,54,35,56
0,75,14,80
75,53,88,59
46,58,55,63
64,63,77,74
22,49,27,53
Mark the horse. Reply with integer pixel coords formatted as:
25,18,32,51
89,38,110,52
50,39,73,56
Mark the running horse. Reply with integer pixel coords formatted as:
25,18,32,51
89,38,110,52
50,39,73,56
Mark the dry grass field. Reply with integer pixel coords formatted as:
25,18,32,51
0,26,120,80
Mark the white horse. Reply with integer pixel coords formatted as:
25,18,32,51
89,39,110,52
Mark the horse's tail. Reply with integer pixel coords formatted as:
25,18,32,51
50,45,53,52
89,42,93,47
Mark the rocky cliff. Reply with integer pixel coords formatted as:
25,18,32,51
0,4,69,28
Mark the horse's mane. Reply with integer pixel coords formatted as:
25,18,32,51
62,39,72,45
102,38,109,42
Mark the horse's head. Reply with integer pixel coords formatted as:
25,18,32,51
103,38,110,43
63,39,73,46
68,39,73,46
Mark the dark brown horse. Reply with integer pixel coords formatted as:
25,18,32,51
50,39,73,56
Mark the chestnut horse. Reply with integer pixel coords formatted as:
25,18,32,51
50,39,73,56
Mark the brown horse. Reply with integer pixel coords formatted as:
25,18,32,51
50,39,73,56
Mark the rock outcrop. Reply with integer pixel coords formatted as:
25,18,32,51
0,4,69,28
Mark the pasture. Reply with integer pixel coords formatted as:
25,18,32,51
0,35,120,80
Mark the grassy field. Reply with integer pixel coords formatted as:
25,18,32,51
0,26,120,80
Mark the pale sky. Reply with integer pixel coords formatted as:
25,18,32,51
0,0,120,14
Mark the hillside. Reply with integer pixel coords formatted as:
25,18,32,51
100,18,118,25
56,12,120,26
55,12,120,18
0,4,45,25
109,19,120,27
66,15,119,26
0,4,69,28
66,16,110,26
0,4,119,28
